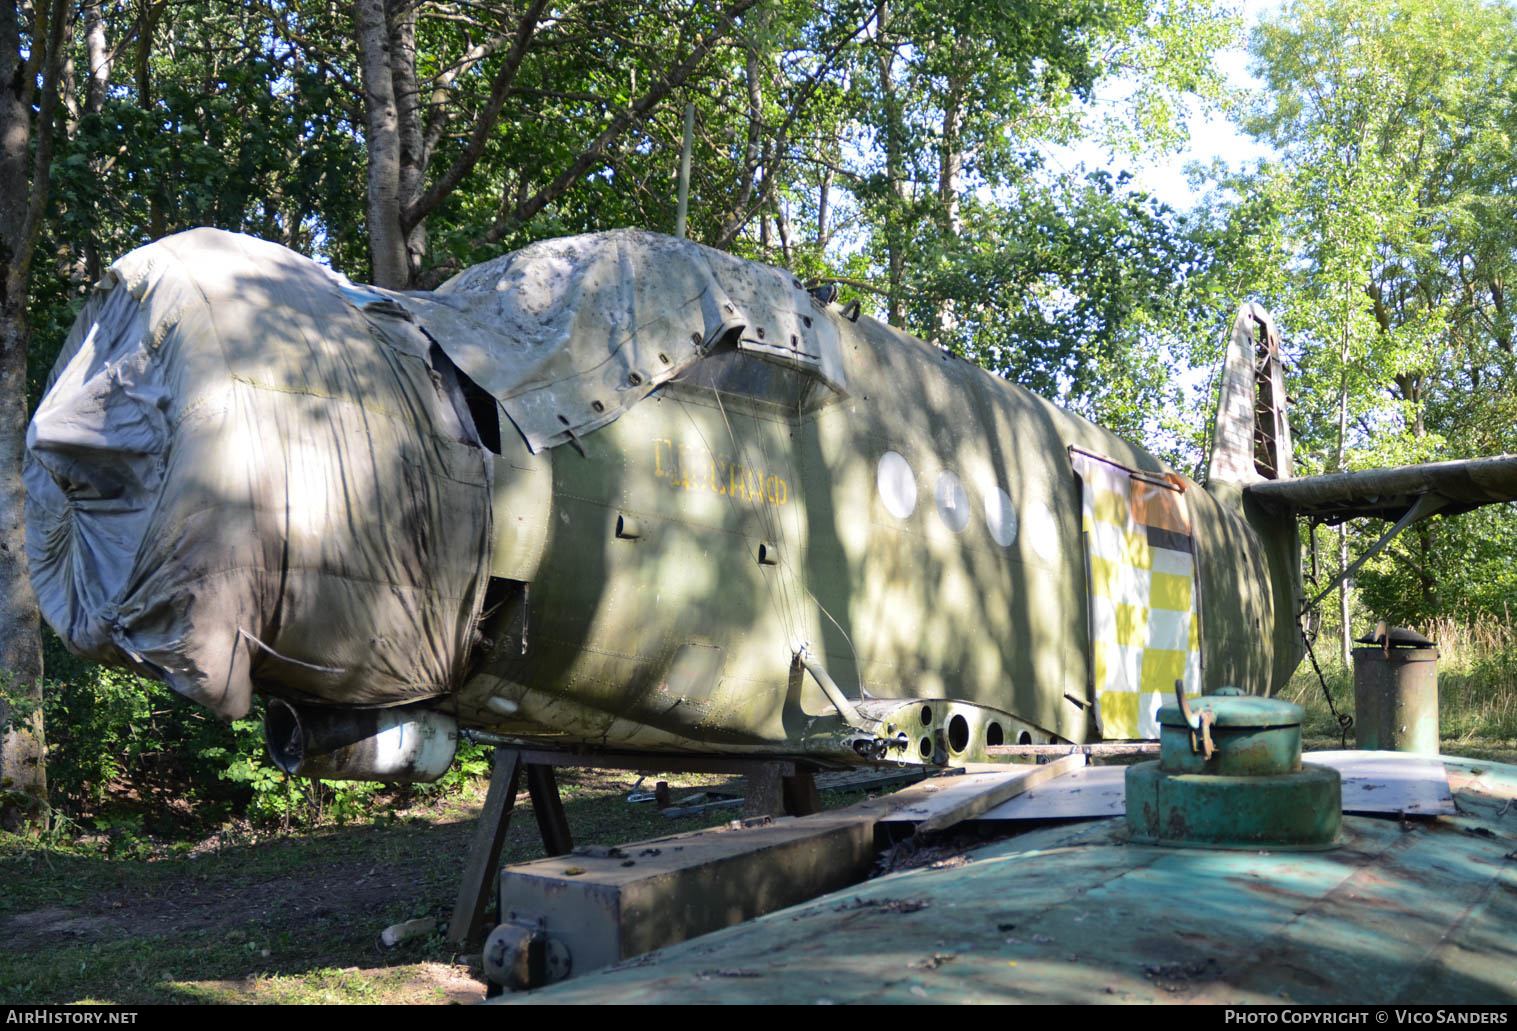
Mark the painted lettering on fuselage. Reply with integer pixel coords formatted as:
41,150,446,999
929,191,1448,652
653,438,789,506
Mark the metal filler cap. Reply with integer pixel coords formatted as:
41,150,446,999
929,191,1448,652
1125,684,1342,850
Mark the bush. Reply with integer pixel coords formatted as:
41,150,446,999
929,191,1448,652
39,628,492,835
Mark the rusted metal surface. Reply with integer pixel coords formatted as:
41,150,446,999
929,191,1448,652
1125,761,1342,849
1353,646,1440,755
499,756,1517,1004
1157,691,1303,777
1133,690,1340,849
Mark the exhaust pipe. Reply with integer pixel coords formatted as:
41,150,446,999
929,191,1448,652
264,700,458,782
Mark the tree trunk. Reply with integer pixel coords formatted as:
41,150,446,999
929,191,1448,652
0,0,69,828
355,0,408,288
387,0,427,284
134,0,166,239
875,1,904,327
816,165,830,248
1336,318,1352,667
1338,526,1352,667
0,315,46,830
84,0,109,114
70,0,110,286
934,69,966,345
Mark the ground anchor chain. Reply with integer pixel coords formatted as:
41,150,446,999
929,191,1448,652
1300,618,1354,748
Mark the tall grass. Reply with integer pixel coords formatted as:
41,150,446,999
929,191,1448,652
1285,613,1517,747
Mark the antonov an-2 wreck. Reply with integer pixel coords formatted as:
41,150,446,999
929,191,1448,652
25,228,1517,780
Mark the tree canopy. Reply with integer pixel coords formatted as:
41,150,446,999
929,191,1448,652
4,0,1517,822
1206,0,1517,631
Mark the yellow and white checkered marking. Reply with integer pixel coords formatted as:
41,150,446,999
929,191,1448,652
1073,453,1201,740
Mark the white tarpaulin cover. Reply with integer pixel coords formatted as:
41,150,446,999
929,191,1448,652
401,228,844,452
26,229,494,720
27,227,843,720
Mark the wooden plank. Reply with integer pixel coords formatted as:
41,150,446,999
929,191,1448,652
782,770,822,816
742,763,785,819
525,764,573,856
881,753,1086,834
515,748,795,777
986,742,1158,759
979,764,1127,821
814,766,933,794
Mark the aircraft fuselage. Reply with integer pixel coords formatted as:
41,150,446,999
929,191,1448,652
459,310,1303,758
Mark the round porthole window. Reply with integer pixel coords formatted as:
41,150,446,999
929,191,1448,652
877,451,917,520
984,485,1017,547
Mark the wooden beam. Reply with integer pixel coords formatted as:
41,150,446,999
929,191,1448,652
448,747,523,948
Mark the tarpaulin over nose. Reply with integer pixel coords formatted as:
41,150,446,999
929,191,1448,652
25,229,493,720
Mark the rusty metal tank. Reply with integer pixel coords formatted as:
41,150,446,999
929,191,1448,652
1353,625,1440,755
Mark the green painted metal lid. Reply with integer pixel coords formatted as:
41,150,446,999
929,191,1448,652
1157,690,1302,729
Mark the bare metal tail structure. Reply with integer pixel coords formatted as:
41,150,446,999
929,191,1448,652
1208,303,1293,492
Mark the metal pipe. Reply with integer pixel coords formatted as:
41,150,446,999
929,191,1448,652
1301,493,1448,614
265,700,457,782
798,649,867,730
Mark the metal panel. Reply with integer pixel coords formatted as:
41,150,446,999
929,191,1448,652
1307,750,1454,815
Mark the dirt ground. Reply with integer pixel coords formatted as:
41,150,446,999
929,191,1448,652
0,767,754,1004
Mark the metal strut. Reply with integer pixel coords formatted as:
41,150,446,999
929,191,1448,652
797,648,869,731
1300,492,1448,616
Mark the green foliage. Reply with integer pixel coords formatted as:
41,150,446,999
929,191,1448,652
923,172,1209,437
1202,0,1517,627
39,630,451,833
41,631,241,826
